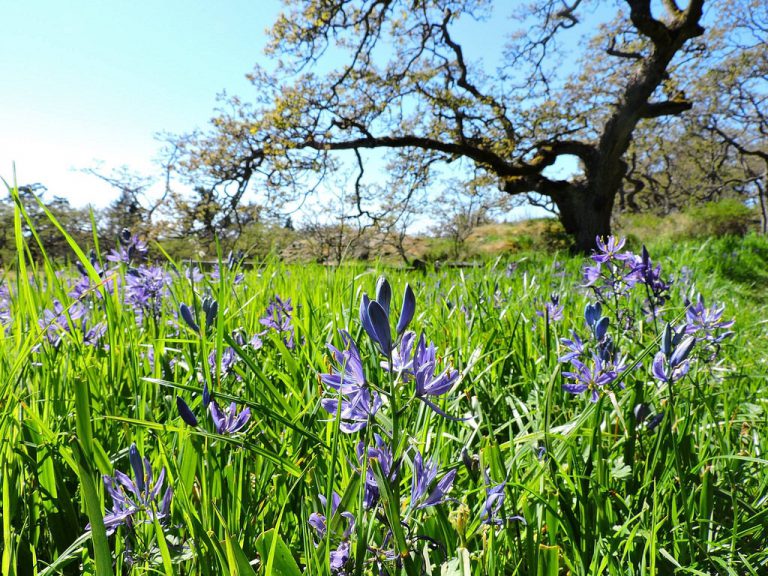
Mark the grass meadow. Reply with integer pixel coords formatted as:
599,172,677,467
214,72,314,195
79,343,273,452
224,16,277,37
1,192,767,575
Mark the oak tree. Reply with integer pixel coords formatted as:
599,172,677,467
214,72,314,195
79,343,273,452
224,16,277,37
178,0,711,251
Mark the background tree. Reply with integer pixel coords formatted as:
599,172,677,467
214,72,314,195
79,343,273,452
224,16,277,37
177,0,712,252
700,0,767,233
0,184,94,263
614,0,766,231
430,177,507,258
86,166,154,240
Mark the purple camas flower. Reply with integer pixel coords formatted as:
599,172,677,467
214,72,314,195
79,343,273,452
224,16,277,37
320,330,382,433
360,277,415,356
89,443,173,535
260,295,293,332
208,347,239,380
559,331,585,363
177,378,247,432
479,469,524,526
82,320,107,348
69,257,109,300
384,330,417,374
592,236,634,265
652,324,695,384
308,493,355,575
260,295,296,348
535,294,564,324
329,541,351,574
632,246,672,296
39,300,86,346
124,265,170,322
356,434,398,509
562,353,619,402
583,236,639,301
480,471,506,525
209,400,251,434
308,492,355,540
412,334,461,418
410,450,456,510
185,266,204,283
107,231,149,265
685,294,734,343
560,301,625,401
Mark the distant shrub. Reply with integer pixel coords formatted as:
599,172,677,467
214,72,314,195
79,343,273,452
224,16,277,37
538,218,572,251
684,199,755,237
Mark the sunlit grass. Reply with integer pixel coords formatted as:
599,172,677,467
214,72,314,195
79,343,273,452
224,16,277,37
1,183,767,575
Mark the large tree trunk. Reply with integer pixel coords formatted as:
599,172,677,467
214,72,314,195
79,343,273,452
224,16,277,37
553,184,616,253
758,164,768,236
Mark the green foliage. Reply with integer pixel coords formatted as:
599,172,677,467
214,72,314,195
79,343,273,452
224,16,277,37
618,199,760,244
686,198,756,237
1,188,767,574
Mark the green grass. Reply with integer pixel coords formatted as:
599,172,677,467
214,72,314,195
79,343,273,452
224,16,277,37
1,186,767,575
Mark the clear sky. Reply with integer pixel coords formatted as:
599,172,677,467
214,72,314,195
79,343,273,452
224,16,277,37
0,1,584,219
0,1,281,207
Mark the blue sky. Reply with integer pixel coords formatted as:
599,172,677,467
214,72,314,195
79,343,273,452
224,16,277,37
0,1,280,206
0,1,587,220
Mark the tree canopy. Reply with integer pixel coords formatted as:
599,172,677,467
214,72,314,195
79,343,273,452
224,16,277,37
171,0,739,251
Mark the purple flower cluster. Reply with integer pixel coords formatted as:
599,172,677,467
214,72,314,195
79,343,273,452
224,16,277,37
308,492,355,574
260,296,296,349
176,385,250,435
357,434,397,510
124,265,170,322
311,276,499,573
560,302,625,402
69,252,112,301
360,277,415,356
410,450,456,511
685,294,734,344
652,323,696,385
320,330,381,433
37,294,109,350
38,299,86,346
107,230,149,265
535,293,564,325
583,236,636,297
631,246,672,317
0,284,10,330
90,443,173,535
479,469,525,526
584,237,673,320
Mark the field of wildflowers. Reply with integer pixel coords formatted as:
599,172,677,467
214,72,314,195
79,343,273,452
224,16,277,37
1,194,767,575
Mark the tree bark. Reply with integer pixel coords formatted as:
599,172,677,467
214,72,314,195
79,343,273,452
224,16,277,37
552,184,616,253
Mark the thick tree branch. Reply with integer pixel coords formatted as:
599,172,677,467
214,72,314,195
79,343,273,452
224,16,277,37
626,0,671,44
639,99,693,118
661,0,683,17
